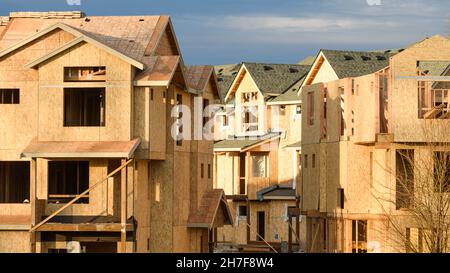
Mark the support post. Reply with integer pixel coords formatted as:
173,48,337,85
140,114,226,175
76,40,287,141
208,228,214,253
120,158,128,253
288,216,293,253
30,158,37,253
296,197,300,247
246,198,250,243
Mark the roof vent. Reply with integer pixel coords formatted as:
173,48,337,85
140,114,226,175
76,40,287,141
289,68,299,73
344,55,354,61
376,55,386,61
263,65,273,71
361,56,371,61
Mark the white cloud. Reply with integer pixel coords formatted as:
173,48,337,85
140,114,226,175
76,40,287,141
219,15,401,32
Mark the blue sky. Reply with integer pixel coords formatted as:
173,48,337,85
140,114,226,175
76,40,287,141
1,0,449,65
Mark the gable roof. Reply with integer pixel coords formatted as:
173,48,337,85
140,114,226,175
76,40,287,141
187,189,233,229
224,62,310,102
215,64,241,101
0,14,171,65
134,55,181,86
185,65,220,98
22,26,144,69
242,62,310,95
320,50,393,79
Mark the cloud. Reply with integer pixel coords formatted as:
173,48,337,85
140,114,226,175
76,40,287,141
218,15,401,32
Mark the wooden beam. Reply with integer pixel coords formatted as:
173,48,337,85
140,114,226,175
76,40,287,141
120,158,128,253
30,159,133,232
35,223,134,232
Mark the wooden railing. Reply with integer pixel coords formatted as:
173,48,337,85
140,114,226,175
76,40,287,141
30,159,133,232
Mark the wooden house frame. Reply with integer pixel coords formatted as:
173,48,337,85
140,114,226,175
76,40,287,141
0,11,232,253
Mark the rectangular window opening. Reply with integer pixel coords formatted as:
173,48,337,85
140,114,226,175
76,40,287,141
396,150,414,209
64,67,106,82
238,205,247,217
0,89,20,104
64,88,105,127
48,161,90,204
0,161,30,203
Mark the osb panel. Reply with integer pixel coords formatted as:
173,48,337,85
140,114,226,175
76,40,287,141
0,231,30,253
173,151,191,227
37,42,133,142
149,158,174,253
391,36,450,142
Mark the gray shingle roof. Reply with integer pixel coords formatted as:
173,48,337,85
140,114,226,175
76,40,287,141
243,62,310,95
256,184,296,201
418,61,450,76
215,64,241,102
214,132,280,151
268,77,305,103
321,50,394,79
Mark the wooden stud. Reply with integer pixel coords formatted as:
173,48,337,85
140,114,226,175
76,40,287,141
30,158,37,253
120,158,128,253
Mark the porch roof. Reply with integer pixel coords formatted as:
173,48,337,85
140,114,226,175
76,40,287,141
21,138,141,158
256,184,296,201
214,132,281,152
187,189,233,229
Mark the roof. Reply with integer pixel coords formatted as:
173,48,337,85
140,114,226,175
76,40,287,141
21,138,141,158
134,55,180,85
215,64,241,102
267,77,305,104
20,26,144,69
0,15,169,62
185,65,215,92
214,132,280,152
242,62,310,95
187,189,233,229
256,184,296,201
418,61,450,76
320,50,393,79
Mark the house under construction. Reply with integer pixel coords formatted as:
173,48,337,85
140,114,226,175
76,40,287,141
0,11,233,253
